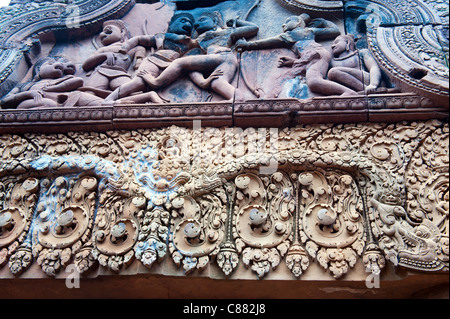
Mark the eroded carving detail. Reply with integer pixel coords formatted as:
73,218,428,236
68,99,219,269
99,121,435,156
233,172,294,278
0,178,39,273
298,170,365,278
0,115,447,279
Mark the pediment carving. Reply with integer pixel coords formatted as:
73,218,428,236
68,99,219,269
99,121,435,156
0,0,447,132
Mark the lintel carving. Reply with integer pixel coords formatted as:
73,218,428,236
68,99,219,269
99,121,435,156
0,120,447,279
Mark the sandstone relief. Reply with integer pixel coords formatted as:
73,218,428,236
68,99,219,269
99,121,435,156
0,0,448,284
0,120,448,279
0,0,448,119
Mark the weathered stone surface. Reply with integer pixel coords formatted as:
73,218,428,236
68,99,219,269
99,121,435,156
0,0,448,299
0,120,448,281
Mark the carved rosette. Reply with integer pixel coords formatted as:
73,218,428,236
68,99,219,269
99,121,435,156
33,176,97,277
169,191,227,275
233,172,294,279
297,170,365,278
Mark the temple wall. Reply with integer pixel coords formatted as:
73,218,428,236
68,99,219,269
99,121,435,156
0,0,448,299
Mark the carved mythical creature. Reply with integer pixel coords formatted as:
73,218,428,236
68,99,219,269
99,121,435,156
0,56,102,109
103,13,198,104
130,11,259,101
371,191,447,270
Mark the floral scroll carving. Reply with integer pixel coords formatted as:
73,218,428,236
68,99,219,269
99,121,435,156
298,170,365,278
169,192,227,274
233,172,294,278
0,178,39,272
34,176,97,276
0,121,448,280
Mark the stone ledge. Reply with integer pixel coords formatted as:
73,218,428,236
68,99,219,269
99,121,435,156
0,270,448,299
0,94,447,134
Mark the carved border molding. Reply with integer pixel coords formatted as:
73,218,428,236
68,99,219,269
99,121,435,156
0,120,448,279
0,94,447,134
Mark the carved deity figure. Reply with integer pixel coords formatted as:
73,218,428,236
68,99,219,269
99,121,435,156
0,57,101,109
79,20,145,98
327,34,382,94
234,14,345,97
277,41,359,96
235,14,340,55
103,13,198,104
116,11,259,101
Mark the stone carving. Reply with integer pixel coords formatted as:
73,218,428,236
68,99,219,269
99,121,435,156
0,178,39,272
0,56,101,109
169,191,227,274
276,0,343,12
0,120,448,279
139,11,259,101
236,13,340,53
236,14,345,98
103,13,198,104
298,170,365,278
278,40,362,97
233,172,294,279
79,20,145,99
0,0,135,97
346,0,449,106
328,34,382,94
0,0,447,110
34,176,97,276
0,0,448,286
91,195,142,272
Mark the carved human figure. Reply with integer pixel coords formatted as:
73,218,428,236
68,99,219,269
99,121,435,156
103,13,198,104
120,11,259,101
327,34,382,94
234,14,344,97
0,57,101,109
235,14,340,55
277,41,358,96
80,20,145,98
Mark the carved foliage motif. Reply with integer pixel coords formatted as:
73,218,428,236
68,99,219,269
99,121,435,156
298,170,365,278
0,121,448,279
233,172,294,278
